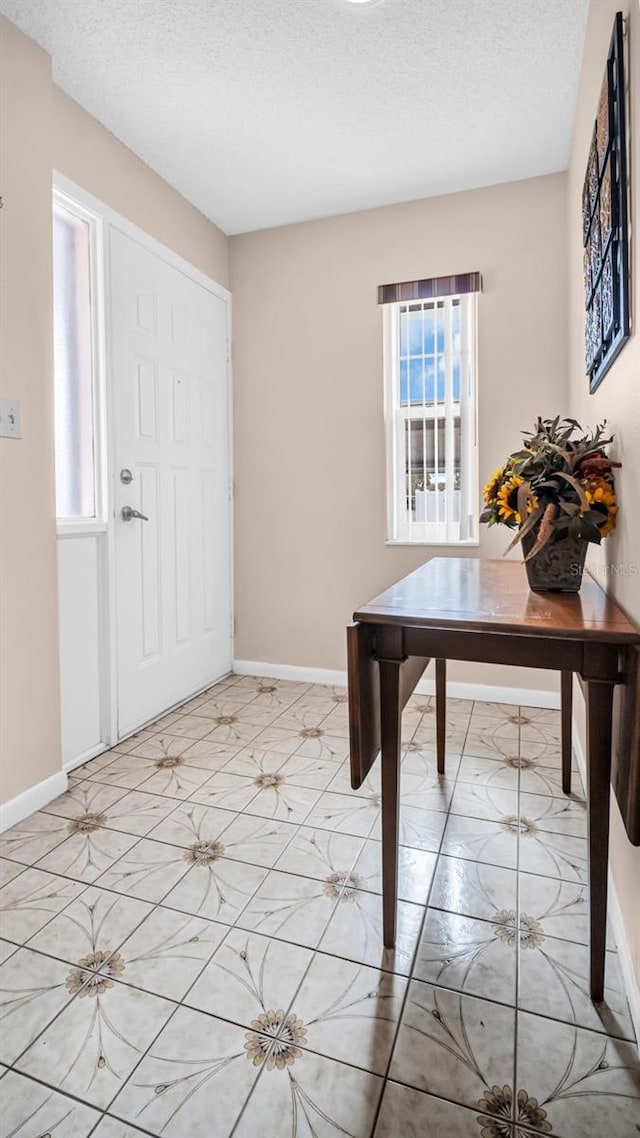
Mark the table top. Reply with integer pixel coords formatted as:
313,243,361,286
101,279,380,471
353,558,640,643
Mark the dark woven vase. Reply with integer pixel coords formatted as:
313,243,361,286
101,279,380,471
521,530,588,593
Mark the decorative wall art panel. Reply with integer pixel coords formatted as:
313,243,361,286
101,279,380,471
582,11,630,392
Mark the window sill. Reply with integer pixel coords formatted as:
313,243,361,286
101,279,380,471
57,520,108,538
384,539,480,548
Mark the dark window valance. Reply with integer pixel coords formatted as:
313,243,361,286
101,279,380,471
377,271,482,305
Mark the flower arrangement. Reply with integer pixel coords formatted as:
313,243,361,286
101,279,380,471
480,417,620,561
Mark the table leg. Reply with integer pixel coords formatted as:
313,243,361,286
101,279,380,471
436,658,446,775
561,671,573,795
585,679,614,1003
379,656,403,948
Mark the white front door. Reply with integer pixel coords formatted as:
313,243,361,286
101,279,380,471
110,229,231,737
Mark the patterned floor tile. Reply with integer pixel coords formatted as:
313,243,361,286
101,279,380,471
36,823,139,884
516,1010,640,1137
389,981,517,1111
236,870,339,949
0,811,77,866
517,827,588,883
90,1116,150,1137
351,839,437,905
185,927,312,1027
455,753,520,791
276,750,344,790
0,1068,101,1136
187,769,261,813
273,826,366,882
161,854,267,924
1,678,631,1137
0,866,85,944
117,907,226,1000
517,933,634,1040
429,855,518,923
518,790,587,839
0,946,76,1063
145,799,236,848
211,811,298,867
304,789,380,838
0,857,24,887
41,778,128,821
26,885,152,966
319,887,423,976
294,951,406,1074
100,789,180,836
234,1048,383,1138
413,908,517,1005
16,979,175,1109
374,1081,493,1138
440,814,519,870
96,838,191,902
111,1006,261,1137
517,872,592,945
449,783,519,825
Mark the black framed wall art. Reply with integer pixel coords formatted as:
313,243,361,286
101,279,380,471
583,10,630,393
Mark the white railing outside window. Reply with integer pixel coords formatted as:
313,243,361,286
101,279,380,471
384,293,478,544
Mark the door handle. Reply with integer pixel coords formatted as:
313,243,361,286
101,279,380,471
121,506,149,522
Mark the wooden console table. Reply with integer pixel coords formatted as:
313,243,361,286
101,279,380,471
347,557,639,1002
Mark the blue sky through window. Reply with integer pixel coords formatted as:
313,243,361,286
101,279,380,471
399,301,461,405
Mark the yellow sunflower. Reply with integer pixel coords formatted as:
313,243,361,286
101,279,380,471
496,475,538,525
585,479,618,537
483,467,506,505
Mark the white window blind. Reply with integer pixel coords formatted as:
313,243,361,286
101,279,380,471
53,200,97,520
383,291,478,544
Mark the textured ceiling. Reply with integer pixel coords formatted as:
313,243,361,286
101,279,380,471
0,0,589,234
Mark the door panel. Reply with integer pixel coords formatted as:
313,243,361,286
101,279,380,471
111,229,231,737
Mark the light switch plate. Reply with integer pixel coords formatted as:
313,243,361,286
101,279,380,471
0,398,21,439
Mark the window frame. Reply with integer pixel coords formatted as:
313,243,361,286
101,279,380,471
383,291,479,546
53,187,108,535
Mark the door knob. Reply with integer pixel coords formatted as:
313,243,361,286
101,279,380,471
121,506,149,522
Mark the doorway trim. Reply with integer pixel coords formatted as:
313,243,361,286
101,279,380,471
53,172,234,754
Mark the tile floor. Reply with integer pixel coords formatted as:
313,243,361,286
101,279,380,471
0,675,639,1137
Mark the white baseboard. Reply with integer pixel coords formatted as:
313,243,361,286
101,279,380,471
233,659,560,709
64,742,108,774
233,660,349,688
572,718,640,1049
0,769,68,833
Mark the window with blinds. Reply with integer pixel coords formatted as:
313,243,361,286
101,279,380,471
382,280,479,544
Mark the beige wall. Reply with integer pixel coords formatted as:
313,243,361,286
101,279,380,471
0,18,61,802
0,14,229,808
231,173,568,692
567,0,640,985
53,87,229,289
